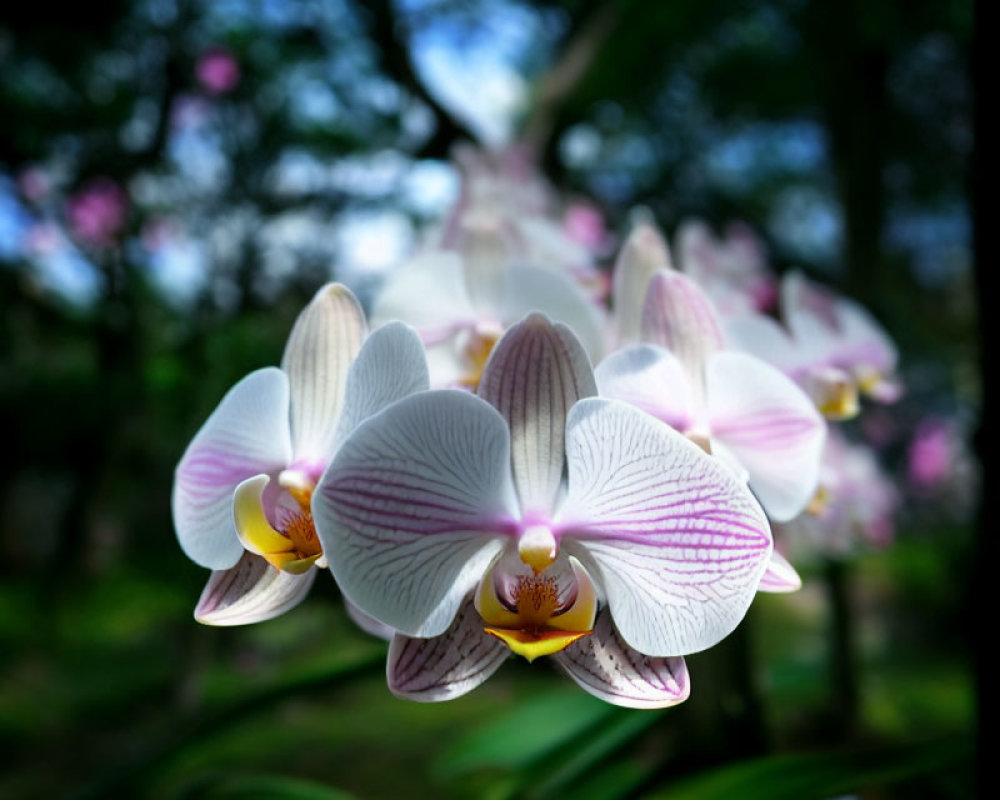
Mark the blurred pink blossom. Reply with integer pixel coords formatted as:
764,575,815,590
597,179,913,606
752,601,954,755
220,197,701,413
908,417,961,490
66,179,128,248
564,202,607,252
197,49,241,95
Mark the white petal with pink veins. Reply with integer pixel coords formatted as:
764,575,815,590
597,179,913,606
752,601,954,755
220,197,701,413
478,314,596,515
554,611,690,709
757,549,802,593
314,390,515,638
558,398,771,658
595,345,697,434
194,551,315,625
173,367,292,569
387,600,509,702
282,283,366,465
707,351,826,522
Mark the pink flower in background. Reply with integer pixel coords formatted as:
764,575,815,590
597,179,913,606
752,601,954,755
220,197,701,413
197,48,241,95
66,179,128,248
564,202,608,252
908,418,953,490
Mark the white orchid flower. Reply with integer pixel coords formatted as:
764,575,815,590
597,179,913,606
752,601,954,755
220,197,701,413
172,283,428,625
597,269,826,529
312,314,772,708
371,238,605,390
725,271,901,419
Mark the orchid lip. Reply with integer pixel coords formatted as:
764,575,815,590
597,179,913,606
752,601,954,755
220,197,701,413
234,474,323,574
475,555,598,660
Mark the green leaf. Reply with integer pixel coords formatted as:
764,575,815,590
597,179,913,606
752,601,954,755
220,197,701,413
178,772,358,800
646,737,972,800
434,688,617,777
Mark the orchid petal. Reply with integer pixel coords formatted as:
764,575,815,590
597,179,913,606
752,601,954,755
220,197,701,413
502,264,606,361
723,312,803,374
478,314,596,514
334,321,430,446
757,549,802,593
345,598,396,641
173,368,292,569
594,345,697,433
554,612,690,709
640,270,724,379
281,283,366,465
194,551,315,626
371,250,475,336
461,219,509,313
837,297,898,375
707,351,826,522
610,222,672,346
387,600,509,702
314,390,515,638
559,398,771,657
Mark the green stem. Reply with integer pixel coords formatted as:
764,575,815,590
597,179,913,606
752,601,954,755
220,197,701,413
824,556,859,743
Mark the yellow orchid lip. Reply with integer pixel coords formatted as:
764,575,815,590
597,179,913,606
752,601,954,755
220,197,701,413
233,474,323,574
483,627,591,662
475,556,598,661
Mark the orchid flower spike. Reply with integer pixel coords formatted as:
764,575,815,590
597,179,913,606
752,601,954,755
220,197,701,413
172,283,429,626
313,314,772,708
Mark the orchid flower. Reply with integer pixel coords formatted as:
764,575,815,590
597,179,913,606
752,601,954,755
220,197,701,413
371,223,605,389
172,283,428,625
312,314,772,707
676,219,777,318
725,271,901,419
597,268,826,527
776,426,899,559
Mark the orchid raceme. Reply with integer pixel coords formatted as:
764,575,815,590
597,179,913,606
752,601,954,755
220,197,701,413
725,271,901,419
596,268,826,524
313,314,773,707
172,283,429,625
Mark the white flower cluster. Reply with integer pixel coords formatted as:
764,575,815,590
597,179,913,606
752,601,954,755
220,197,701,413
172,148,901,707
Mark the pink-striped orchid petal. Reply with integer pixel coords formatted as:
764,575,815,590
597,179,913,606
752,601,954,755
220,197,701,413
333,321,430,447
554,612,690,709
610,222,673,346
502,265,606,362
387,600,509,702
757,549,802,593
641,269,725,372
194,551,315,626
281,283,366,465
173,367,292,569
371,251,476,338
314,390,515,638
707,351,826,522
559,398,772,658
345,598,395,641
478,314,596,516
594,345,697,434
